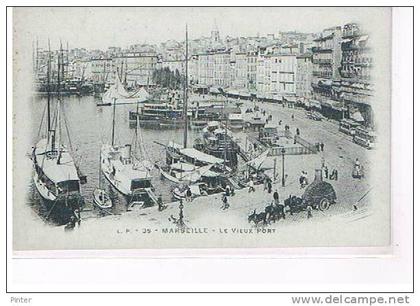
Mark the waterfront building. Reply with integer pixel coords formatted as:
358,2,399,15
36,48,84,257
112,52,158,86
339,23,373,127
312,26,342,80
296,54,313,101
246,51,258,91
213,50,231,87
90,57,113,84
230,52,248,90
196,52,214,87
311,26,344,119
256,53,297,102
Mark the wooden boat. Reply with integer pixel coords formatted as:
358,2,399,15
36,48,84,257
172,183,207,200
93,188,112,209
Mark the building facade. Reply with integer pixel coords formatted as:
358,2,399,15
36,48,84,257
296,54,313,99
90,58,113,83
231,52,248,89
311,26,345,120
339,23,373,127
112,52,158,86
246,51,258,91
256,53,297,100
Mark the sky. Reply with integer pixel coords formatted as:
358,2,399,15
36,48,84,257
13,7,391,50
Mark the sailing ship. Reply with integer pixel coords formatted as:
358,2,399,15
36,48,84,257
101,71,149,106
100,88,157,206
31,42,85,224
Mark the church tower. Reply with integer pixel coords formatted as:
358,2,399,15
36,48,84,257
211,19,220,43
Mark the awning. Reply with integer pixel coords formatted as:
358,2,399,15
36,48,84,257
321,99,344,111
310,99,322,109
195,84,208,89
284,96,297,102
351,111,365,122
209,86,220,94
319,79,333,87
238,91,251,97
246,150,270,170
180,148,224,164
358,35,369,42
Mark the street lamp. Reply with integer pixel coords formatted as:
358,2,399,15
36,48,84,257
178,200,185,228
281,148,286,187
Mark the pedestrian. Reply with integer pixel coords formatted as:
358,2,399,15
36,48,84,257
263,176,268,191
306,205,313,219
221,194,229,210
157,194,165,211
303,171,308,185
296,128,300,136
248,179,255,193
299,172,304,188
225,185,231,197
330,169,338,181
267,179,272,194
186,187,192,202
316,142,320,152
324,166,329,179
320,142,324,152
299,171,308,188
291,114,294,121
273,190,279,205
74,208,81,227
278,120,282,126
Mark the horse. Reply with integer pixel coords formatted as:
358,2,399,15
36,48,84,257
284,195,304,215
264,204,280,224
248,209,267,226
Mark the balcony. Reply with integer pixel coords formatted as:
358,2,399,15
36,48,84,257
311,46,333,53
341,92,371,105
313,58,333,65
313,71,332,78
342,29,360,39
340,71,371,81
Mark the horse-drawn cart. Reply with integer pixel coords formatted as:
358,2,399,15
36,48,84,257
248,169,337,226
285,169,337,213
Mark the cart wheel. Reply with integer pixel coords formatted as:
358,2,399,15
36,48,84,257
319,198,330,211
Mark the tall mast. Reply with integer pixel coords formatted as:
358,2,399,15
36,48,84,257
183,24,189,149
56,42,64,157
66,41,69,80
47,39,51,132
111,97,116,147
35,39,39,77
223,97,228,166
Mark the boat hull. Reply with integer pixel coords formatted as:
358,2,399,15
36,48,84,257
100,146,155,205
33,173,83,224
159,167,181,184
